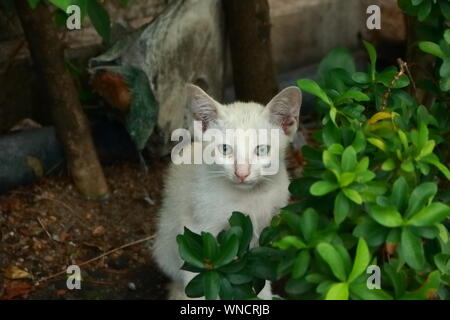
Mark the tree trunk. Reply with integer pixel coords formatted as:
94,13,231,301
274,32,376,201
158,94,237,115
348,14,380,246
15,0,109,199
223,0,278,104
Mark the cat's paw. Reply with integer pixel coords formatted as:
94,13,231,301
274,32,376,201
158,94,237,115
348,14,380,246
257,282,273,300
167,281,189,300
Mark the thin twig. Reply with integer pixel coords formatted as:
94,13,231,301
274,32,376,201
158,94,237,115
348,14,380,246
381,58,410,110
36,217,53,241
35,234,155,285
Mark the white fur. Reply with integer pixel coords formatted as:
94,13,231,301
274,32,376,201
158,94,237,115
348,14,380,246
152,85,302,300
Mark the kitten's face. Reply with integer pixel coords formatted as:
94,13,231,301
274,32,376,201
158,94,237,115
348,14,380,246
187,85,302,189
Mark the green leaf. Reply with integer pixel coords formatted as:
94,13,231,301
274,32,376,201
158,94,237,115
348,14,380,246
367,204,404,227
383,261,406,298
354,157,369,174
214,235,239,268
334,191,350,224
202,232,218,261
400,271,440,299
342,188,363,204
437,223,449,243
352,72,370,84
27,0,40,9
434,254,450,274
422,154,450,179
310,181,339,196
297,79,333,107
445,29,450,44
316,243,347,281
348,238,370,283
48,0,72,11
400,227,425,270
416,140,435,160
203,271,221,300
219,277,234,300
281,210,305,238
381,158,396,171
350,282,393,300
229,212,253,256
341,146,357,172
363,41,377,81
417,0,431,21
328,143,344,155
367,137,387,151
325,282,349,300
441,2,450,21
334,90,370,104
418,41,445,59
339,172,356,187
355,171,375,184
273,236,307,250
299,208,319,243
318,47,356,84
390,177,408,212
401,159,414,173
292,251,311,279
176,235,204,269
377,68,410,88
330,108,338,126
353,218,388,247
323,150,341,172
87,0,111,43
185,273,204,298
285,278,314,296
407,203,450,227
405,182,437,218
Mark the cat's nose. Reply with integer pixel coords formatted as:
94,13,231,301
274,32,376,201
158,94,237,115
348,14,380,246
235,167,250,182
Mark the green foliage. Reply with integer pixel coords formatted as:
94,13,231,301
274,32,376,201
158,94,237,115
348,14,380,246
176,1,450,300
399,0,450,92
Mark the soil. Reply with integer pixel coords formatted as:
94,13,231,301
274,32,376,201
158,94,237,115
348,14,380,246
0,159,170,300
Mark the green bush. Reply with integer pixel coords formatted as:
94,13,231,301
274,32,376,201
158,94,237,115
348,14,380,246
177,1,450,300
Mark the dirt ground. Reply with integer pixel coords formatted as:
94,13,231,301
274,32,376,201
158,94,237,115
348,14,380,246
0,159,170,300
0,140,307,300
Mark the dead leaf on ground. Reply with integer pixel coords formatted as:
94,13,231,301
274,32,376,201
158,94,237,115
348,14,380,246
4,266,32,280
92,226,105,236
0,280,33,300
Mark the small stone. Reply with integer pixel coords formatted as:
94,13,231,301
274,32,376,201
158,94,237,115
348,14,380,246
128,282,136,291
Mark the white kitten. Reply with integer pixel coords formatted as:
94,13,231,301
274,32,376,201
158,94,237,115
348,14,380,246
153,84,302,300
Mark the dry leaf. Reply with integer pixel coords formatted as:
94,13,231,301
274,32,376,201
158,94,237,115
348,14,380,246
92,226,105,236
4,266,32,280
0,280,32,300
26,156,44,177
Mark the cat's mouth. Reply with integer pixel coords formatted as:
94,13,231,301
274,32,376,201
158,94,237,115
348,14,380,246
231,178,258,189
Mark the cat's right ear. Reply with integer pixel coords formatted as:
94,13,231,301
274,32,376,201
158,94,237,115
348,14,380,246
186,84,219,132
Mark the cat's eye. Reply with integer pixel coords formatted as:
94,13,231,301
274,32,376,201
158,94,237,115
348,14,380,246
219,144,233,155
255,145,270,156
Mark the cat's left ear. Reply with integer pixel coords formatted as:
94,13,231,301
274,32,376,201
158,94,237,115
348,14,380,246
265,86,302,137
186,84,220,132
